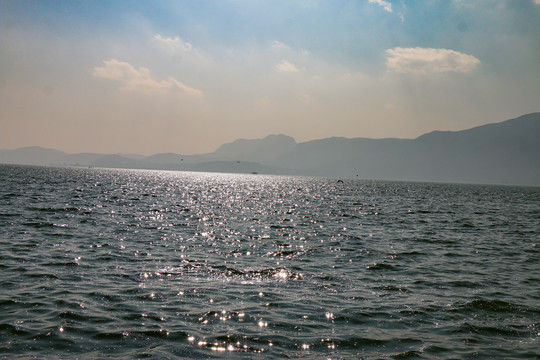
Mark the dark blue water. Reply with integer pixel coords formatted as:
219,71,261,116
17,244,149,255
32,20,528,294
1,164,539,359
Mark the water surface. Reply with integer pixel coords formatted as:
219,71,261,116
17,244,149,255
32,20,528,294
1,165,538,358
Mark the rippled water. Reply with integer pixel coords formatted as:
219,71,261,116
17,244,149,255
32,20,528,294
1,164,539,359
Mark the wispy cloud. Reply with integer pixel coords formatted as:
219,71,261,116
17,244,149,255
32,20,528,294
385,47,480,75
272,41,289,49
368,0,393,13
153,34,192,51
275,60,300,72
93,59,202,96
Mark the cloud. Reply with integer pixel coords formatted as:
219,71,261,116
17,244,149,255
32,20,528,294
93,59,202,96
275,60,300,72
368,0,393,13
153,34,192,51
385,47,480,75
272,41,289,49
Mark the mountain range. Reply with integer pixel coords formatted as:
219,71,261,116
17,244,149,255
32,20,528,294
1,113,539,186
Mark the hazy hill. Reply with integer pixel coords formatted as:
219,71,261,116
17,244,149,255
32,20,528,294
1,113,539,185
275,112,539,184
212,134,297,162
409,113,540,184
0,146,67,166
60,153,105,165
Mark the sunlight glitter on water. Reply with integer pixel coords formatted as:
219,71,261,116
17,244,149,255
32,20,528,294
0,166,539,359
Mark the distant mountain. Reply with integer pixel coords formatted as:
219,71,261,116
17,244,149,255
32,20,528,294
212,134,297,162
60,153,105,165
0,146,67,165
276,112,540,185
275,136,414,178
1,113,539,185
409,113,540,184
145,153,185,164
88,154,149,169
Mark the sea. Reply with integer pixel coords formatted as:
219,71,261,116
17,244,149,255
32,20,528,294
0,164,538,359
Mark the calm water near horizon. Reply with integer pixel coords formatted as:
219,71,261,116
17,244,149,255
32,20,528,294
1,164,539,359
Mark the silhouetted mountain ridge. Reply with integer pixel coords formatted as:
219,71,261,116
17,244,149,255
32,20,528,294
212,134,296,162
1,113,538,185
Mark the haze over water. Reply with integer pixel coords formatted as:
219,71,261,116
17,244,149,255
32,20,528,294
1,165,538,358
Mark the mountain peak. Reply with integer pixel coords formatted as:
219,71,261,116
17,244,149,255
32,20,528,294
212,134,297,162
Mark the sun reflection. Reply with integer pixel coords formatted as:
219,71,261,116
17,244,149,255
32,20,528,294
321,338,336,349
325,312,335,320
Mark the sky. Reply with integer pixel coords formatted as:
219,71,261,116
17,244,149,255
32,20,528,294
1,0,539,155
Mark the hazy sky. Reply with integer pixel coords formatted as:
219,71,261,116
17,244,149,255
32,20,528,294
1,0,539,155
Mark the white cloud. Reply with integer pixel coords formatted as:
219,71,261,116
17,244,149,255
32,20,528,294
368,0,393,13
92,59,202,96
272,41,288,49
153,34,192,51
385,47,480,75
275,60,300,72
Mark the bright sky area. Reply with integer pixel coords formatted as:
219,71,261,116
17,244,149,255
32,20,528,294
1,0,539,155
